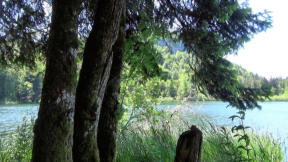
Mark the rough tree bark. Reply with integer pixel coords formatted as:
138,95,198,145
97,4,126,162
73,0,125,161
32,0,80,161
175,125,203,162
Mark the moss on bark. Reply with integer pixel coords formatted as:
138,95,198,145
97,6,126,162
73,0,125,161
32,0,81,161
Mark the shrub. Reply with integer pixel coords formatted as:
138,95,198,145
0,117,34,162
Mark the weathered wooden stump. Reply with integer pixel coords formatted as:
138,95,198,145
175,125,203,162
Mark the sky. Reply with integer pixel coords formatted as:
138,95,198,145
226,0,288,79
43,1,287,78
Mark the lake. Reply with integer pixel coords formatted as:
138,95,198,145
161,101,288,140
0,104,38,135
0,102,287,140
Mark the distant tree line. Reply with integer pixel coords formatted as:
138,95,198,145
1,48,288,104
124,46,288,101
0,0,274,161
0,62,44,104
235,65,288,96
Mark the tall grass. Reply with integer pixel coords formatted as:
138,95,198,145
201,126,284,162
0,117,33,162
0,114,284,162
116,110,284,162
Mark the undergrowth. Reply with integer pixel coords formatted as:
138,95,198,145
0,113,284,162
116,109,284,162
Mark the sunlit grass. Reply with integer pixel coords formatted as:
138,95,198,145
0,117,33,162
270,91,288,101
116,112,284,162
0,114,284,162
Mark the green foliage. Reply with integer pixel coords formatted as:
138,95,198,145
0,0,47,67
168,0,273,110
124,7,169,80
202,125,283,162
117,123,176,162
235,65,288,98
177,72,189,99
118,66,284,162
0,61,44,104
229,110,253,161
119,75,165,128
122,44,288,104
0,117,34,162
270,91,288,101
0,41,286,105
0,114,283,162
1,0,275,111
116,110,283,162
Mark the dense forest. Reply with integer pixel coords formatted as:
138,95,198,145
0,62,44,104
1,45,287,104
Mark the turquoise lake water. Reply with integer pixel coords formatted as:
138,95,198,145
160,101,288,140
0,104,38,135
0,101,287,141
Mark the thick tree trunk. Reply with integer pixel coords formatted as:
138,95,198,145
32,0,80,161
97,5,126,162
73,0,125,161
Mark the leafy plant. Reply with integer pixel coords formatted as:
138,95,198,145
0,116,34,162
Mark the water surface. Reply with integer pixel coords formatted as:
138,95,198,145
161,101,288,140
0,104,38,134
0,102,287,139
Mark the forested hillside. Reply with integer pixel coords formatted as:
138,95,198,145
0,62,44,104
155,46,288,101
235,65,288,95
1,47,287,104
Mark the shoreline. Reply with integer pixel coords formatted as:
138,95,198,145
159,97,288,105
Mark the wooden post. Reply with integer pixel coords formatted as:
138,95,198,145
175,125,203,162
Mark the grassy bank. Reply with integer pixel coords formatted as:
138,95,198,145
117,111,284,162
159,96,288,105
0,117,33,162
270,91,288,101
159,96,216,105
0,114,284,162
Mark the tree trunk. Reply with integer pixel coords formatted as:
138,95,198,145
97,5,126,162
175,125,203,162
73,0,125,161
32,0,80,161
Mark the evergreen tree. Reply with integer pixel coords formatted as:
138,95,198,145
0,0,273,161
